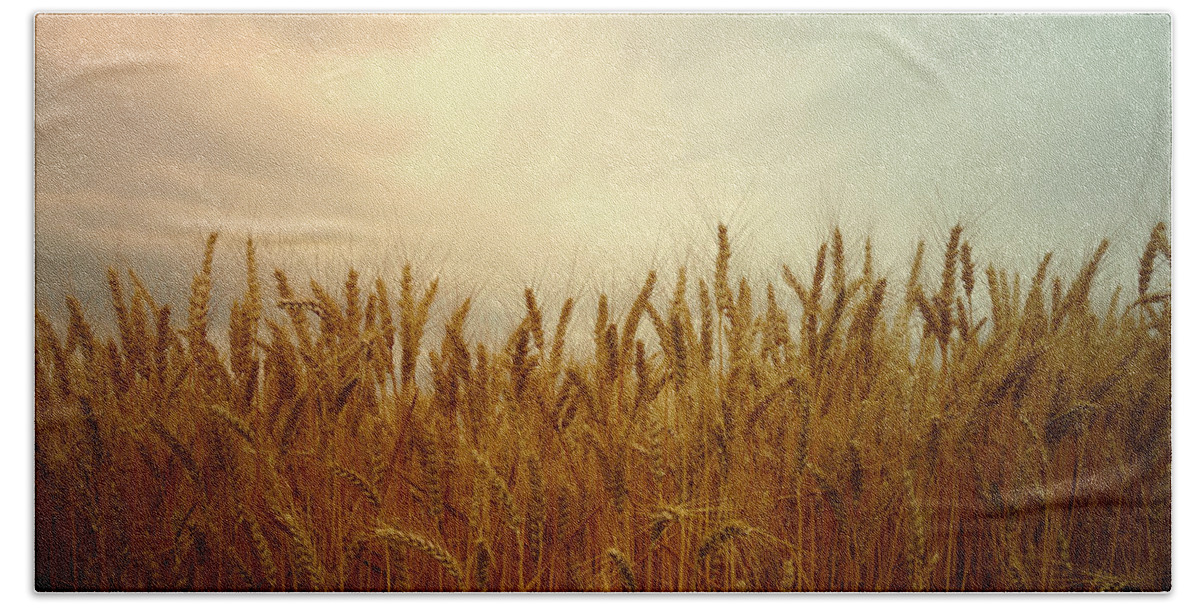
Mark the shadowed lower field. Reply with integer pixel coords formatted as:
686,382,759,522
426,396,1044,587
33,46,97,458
34,223,1170,591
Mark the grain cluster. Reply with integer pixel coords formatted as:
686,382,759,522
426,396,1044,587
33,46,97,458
34,222,1171,591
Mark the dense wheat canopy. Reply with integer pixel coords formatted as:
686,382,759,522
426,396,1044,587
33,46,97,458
34,223,1170,591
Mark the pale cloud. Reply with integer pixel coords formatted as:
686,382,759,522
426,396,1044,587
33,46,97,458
35,14,1170,342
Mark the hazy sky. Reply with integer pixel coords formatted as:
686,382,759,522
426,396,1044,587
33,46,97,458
34,14,1170,341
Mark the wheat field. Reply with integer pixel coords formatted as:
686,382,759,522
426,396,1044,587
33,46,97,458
33,222,1170,592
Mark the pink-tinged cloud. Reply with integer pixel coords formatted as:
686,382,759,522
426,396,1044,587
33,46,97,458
35,14,1169,343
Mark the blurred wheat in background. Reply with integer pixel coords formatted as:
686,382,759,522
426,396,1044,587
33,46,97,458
33,221,1170,591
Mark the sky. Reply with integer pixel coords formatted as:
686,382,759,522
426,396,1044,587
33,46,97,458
33,13,1171,342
